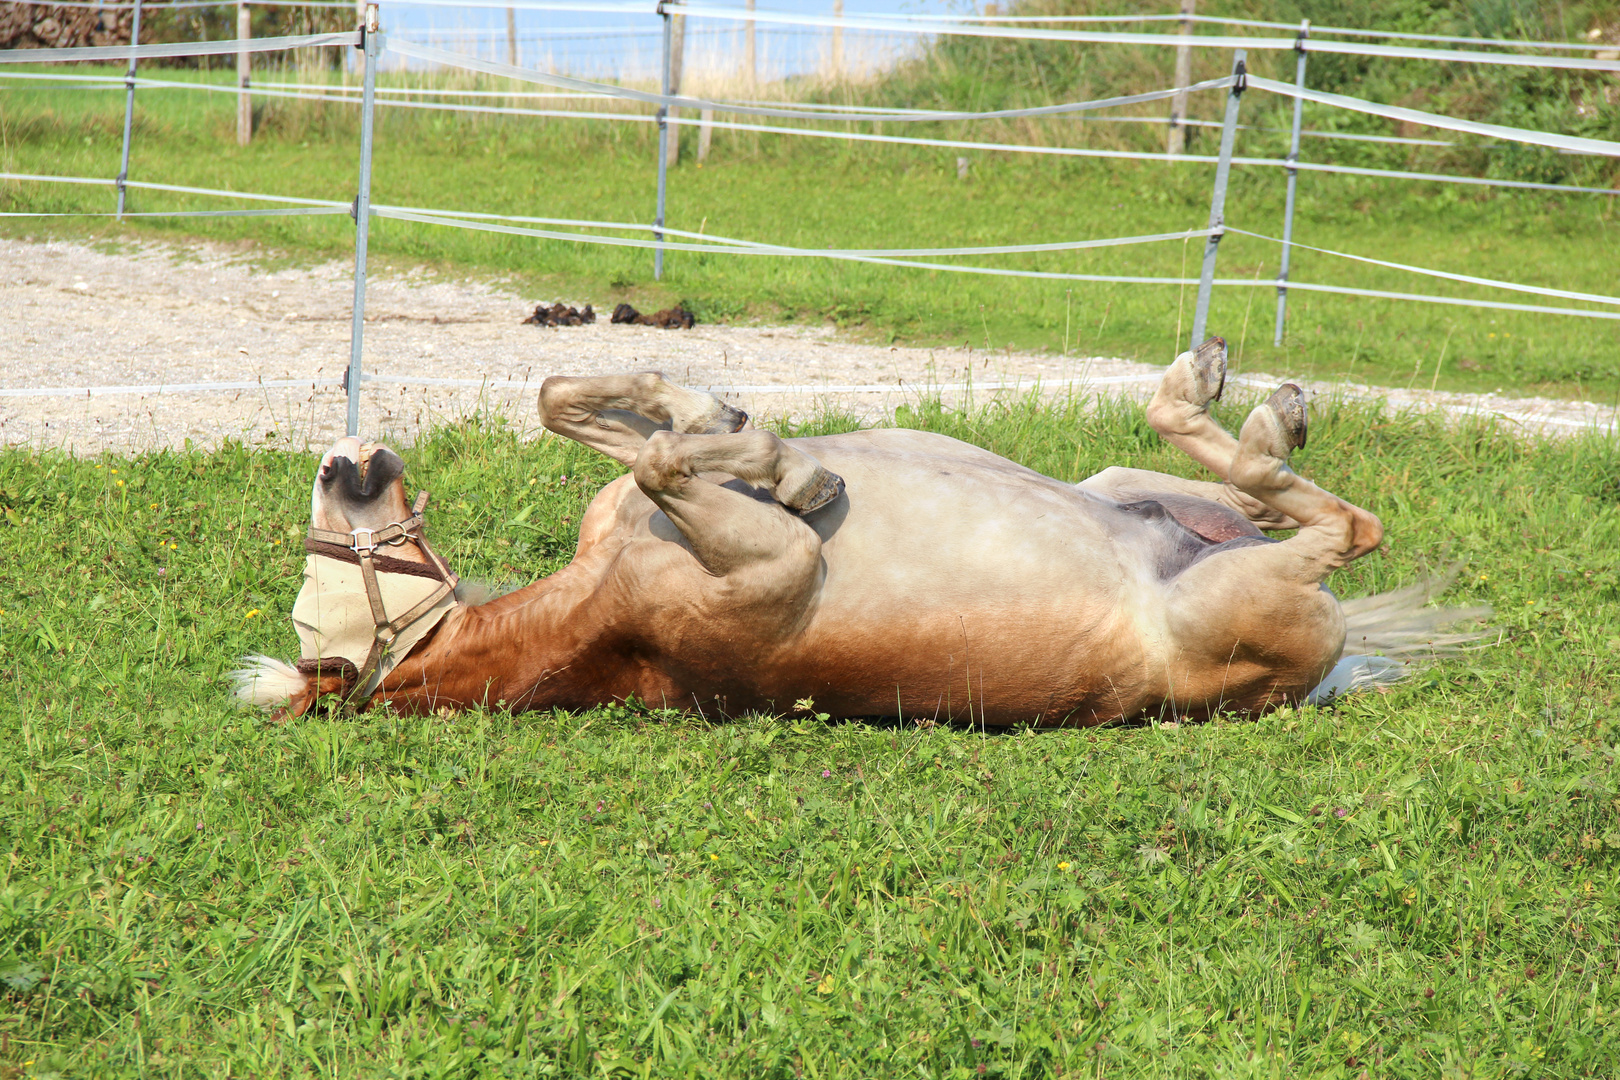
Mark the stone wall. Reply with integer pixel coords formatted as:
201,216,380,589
0,4,137,50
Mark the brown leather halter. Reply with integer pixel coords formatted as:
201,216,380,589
303,490,459,704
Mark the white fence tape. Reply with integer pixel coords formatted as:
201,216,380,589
6,371,1613,436
652,114,1620,198
0,172,348,208
875,9,1620,52
1234,157,1617,197
0,206,349,219
1236,280,1620,321
1246,76,1620,159
6,164,1613,320
1229,227,1620,308
676,4,1620,74
373,205,1213,260
368,205,1620,320
0,71,1509,153
0,31,361,66
386,39,1237,123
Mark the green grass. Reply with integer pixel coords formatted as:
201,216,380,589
2,63,1620,400
2,397,1618,1077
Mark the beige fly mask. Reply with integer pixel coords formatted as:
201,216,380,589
291,555,456,697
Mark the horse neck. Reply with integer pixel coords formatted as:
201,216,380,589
374,564,599,713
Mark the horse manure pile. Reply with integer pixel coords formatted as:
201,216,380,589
520,301,697,329
611,302,696,330
523,302,596,327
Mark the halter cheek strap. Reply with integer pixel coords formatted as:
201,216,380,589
303,490,460,705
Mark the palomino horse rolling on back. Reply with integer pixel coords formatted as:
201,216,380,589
236,338,1484,724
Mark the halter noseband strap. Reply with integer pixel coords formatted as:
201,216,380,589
303,489,460,704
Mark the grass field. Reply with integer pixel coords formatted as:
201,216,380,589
3,62,1619,400
2,394,1618,1077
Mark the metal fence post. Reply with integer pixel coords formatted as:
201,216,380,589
115,0,144,219
654,3,673,281
346,3,380,438
1274,21,1309,347
1189,50,1245,349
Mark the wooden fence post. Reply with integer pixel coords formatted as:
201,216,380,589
744,0,755,87
831,0,843,81
1166,0,1195,154
236,3,251,146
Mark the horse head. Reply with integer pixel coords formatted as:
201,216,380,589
311,436,412,542
232,437,460,719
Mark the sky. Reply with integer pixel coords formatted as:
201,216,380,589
379,0,964,82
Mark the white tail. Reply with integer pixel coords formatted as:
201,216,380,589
229,654,305,708
1308,568,1493,705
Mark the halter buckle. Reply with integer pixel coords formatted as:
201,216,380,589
350,527,380,554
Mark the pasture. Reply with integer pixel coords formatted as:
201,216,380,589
2,395,1618,1077
2,63,1620,400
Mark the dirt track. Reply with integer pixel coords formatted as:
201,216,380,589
3,236,1614,455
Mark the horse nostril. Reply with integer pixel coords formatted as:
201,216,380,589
319,463,335,483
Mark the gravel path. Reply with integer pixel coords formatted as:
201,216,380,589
4,236,1615,455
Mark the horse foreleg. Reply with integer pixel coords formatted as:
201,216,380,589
538,372,748,466
633,430,842,577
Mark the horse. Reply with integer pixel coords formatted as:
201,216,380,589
234,338,1486,725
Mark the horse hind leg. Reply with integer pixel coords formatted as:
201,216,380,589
1084,336,1297,530
1158,384,1383,711
538,372,748,466
1227,383,1383,573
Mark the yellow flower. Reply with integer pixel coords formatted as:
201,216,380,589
1058,861,1071,871
149,503,159,510
245,609,261,619
710,853,719,861
116,480,125,487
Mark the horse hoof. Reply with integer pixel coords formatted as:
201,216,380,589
1267,383,1307,451
1190,336,1227,405
782,467,845,514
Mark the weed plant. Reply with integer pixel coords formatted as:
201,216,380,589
1,397,1617,1077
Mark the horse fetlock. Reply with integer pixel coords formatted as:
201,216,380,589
632,430,689,492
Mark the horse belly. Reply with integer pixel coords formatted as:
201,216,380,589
770,463,1160,722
